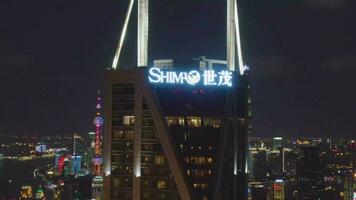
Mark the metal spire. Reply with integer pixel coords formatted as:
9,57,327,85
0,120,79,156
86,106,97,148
112,0,135,69
234,1,245,75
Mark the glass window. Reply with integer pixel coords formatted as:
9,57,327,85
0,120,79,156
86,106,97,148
189,157,209,165
142,155,154,164
142,131,155,139
125,130,134,140
193,183,208,189
207,157,214,164
157,180,166,189
155,155,165,165
186,117,201,127
142,118,154,126
166,116,185,127
123,116,135,125
112,84,135,95
113,130,124,139
203,117,221,128
112,142,124,151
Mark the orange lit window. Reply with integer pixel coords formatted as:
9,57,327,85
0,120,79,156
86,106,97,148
123,116,135,125
203,117,221,128
157,180,166,189
166,116,184,127
207,157,214,164
155,155,165,165
187,117,201,127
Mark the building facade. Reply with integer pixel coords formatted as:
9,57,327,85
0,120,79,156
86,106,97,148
103,65,250,199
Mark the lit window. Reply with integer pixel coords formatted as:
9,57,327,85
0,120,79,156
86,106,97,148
180,144,184,152
203,117,221,128
166,116,185,127
193,183,208,189
189,157,207,165
125,131,134,140
123,116,135,125
157,180,166,189
187,117,201,127
155,155,165,165
207,157,214,164
113,130,124,139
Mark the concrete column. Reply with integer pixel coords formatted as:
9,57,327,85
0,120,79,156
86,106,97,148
133,83,142,200
138,0,149,67
227,0,236,71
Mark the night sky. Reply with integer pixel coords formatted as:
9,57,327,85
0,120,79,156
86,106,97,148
1,0,355,137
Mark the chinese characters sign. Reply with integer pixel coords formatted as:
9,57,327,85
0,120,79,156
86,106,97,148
148,67,233,87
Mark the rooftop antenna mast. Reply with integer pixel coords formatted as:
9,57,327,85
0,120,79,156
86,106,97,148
112,0,148,69
227,0,246,75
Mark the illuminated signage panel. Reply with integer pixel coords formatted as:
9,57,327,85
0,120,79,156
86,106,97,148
148,67,233,87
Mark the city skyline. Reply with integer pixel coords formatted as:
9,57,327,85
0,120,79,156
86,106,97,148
1,0,356,137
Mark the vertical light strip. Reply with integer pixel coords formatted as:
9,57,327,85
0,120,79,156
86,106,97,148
233,130,238,175
112,0,135,69
282,148,285,172
227,0,235,71
133,88,142,178
138,0,149,67
234,1,244,75
133,84,142,200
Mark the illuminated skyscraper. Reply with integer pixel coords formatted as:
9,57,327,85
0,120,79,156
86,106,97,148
20,186,33,199
104,0,249,199
103,61,250,200
271,179,285,200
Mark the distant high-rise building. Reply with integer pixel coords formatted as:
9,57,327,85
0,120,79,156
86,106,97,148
273,137,283,150
343,172,356,200
73,175,92,199
270,179,285,200
250,149,267,181
71,155,82,175
349,141,356,167
73,133,84,156
92,176,104,200
20,185,33,199
250,183,267,200
296,146,323,199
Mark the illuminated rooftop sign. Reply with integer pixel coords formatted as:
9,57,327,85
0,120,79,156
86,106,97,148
148,67,233,87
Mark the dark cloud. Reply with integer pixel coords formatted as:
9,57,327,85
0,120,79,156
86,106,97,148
321,54,356,71
305,0,351,9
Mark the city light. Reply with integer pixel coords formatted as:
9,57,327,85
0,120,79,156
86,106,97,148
148,67,233,87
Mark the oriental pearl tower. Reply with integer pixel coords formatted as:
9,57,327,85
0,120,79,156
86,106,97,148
93,90,104,175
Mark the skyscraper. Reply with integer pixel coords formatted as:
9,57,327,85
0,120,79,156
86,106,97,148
296,146,323,199
103,62,250,199
104,0,249,199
